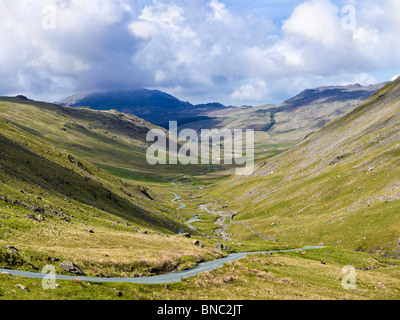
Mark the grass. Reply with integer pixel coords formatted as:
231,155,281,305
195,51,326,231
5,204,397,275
0,112,225,279
198,79,400,255
1,247,400,300
1,81,400,301
0,98,211,181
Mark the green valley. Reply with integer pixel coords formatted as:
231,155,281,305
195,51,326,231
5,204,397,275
2,78,400,301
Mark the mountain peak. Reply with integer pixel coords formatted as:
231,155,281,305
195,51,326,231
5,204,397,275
57,89,228,127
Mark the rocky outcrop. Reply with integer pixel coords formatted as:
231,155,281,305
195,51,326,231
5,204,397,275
59,262,85,276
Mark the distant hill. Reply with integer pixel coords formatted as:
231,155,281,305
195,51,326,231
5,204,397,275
57,89,229,128
171,83,386,153
57,84,386,152
263,82,387,143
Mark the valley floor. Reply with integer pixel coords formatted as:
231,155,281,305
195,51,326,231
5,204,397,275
2,168,400,300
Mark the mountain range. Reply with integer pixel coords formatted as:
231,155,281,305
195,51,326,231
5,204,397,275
58,89,228,128
57,83,385,151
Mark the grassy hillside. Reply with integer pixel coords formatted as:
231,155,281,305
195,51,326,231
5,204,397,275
200,78,400,255
0,96,210,182
0,112,222,278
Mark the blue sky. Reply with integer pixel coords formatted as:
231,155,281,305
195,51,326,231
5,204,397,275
1,0,400,106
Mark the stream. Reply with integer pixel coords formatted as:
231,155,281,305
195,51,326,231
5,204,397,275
0,169,325,284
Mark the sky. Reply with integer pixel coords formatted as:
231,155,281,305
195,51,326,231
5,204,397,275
1,0,400,106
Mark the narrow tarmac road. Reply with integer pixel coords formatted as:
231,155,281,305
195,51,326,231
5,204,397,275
0,246,325,284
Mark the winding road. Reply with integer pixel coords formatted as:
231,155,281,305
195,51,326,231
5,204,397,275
0,246,325,284
0,169,324,284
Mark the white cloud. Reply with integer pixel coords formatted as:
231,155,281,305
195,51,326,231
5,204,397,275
231,80,268,102
391,75,400,81
0,0,400,105
129,2,183,39
282,0,341,47
208,0,231,21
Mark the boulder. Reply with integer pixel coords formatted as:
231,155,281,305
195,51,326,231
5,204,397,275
59,262,85,276
33,207,45,214
193,240,203,247
5,245,18,254
177,233,191,238
15,284,30,292
60,216,72,223
25,213,39,222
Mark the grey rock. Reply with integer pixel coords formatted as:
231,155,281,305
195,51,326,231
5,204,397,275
177,233,191,238
193,240,203,247
26,213,39,222
33,207,45,214
5,245,18,254
60,216,71,223
59,262,85,276
15,284,30,292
